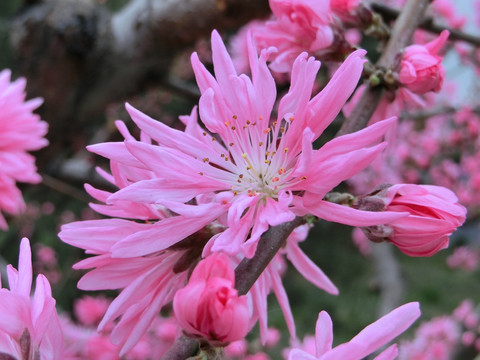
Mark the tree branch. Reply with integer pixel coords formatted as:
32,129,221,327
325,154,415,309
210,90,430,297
371,2,480,47
337,0,432,136
234,217,306,295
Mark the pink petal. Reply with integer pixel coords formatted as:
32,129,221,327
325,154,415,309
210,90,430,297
315,311,333,357
304,200,409,227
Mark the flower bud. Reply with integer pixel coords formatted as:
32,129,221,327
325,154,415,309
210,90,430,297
173,253,251,345
399,30,449,94
355,183,466,257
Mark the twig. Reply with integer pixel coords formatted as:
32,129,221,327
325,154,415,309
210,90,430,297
41,174,92,203
371,2,480,47
337,0,432,135
234,217,306,295
160,334,199,360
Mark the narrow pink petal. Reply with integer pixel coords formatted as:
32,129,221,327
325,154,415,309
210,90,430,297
305,200,409,227
317,118,396,157
108,178,222,205
191,52,218,94
111,205,224,257
306,50,366,138
211,30,238,84
315,311,333,357
285,241,338,295
425,29,449,54
16,238,32,296
125,103,216,158
87,142,142,168
288,348,318,360
346,302,420,358
271,267,296,340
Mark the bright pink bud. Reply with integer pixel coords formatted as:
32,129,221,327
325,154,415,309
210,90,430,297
399,30,449,94
173,253,251,345
330,0,361,15
355,183,466,257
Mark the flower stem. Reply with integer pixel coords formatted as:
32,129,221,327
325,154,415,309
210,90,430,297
337,0,432,136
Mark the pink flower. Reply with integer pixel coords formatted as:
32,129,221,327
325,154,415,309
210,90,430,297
330,0,361,18
355,184,466,256
0,238,63,359
399,30,449,94
447,246,479,272
173,253,251,345
61,29,406,350
96,31,404,260
252,0,334,72
74,295,111,327
0,70,48,229
288,302,421,359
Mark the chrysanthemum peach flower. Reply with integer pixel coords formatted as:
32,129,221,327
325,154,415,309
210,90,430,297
61,29,406,352
92,30,404,260
288,302,421,360
0,70,48,229
0,238,63,359
252,0,334,73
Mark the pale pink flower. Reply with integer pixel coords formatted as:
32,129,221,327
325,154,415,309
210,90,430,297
398,316,460,360
0,70,48,229
173,253,251,345
431,0,466,29
0,238,63,359
252,0,334,72
288,302,421,360
447,246,479,272
399,30,449,95
355,184,466,257
330,0,360,14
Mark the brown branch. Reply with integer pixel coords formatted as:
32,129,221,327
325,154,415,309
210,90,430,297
10,0,269,169
371,2,480,47
160,334,199,360
234,216,306,295
337,0,432,136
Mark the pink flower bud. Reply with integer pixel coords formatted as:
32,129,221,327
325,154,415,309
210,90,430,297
399,30,449,94
356,183,466,257
173,253,251,345
330,0,361,15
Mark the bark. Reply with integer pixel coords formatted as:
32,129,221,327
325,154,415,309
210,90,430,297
10,0,269,164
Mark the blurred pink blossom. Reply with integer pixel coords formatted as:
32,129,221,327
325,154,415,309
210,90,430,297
74,295,111,327
0,70,48,229
0,238,63,359
447,246,479,272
